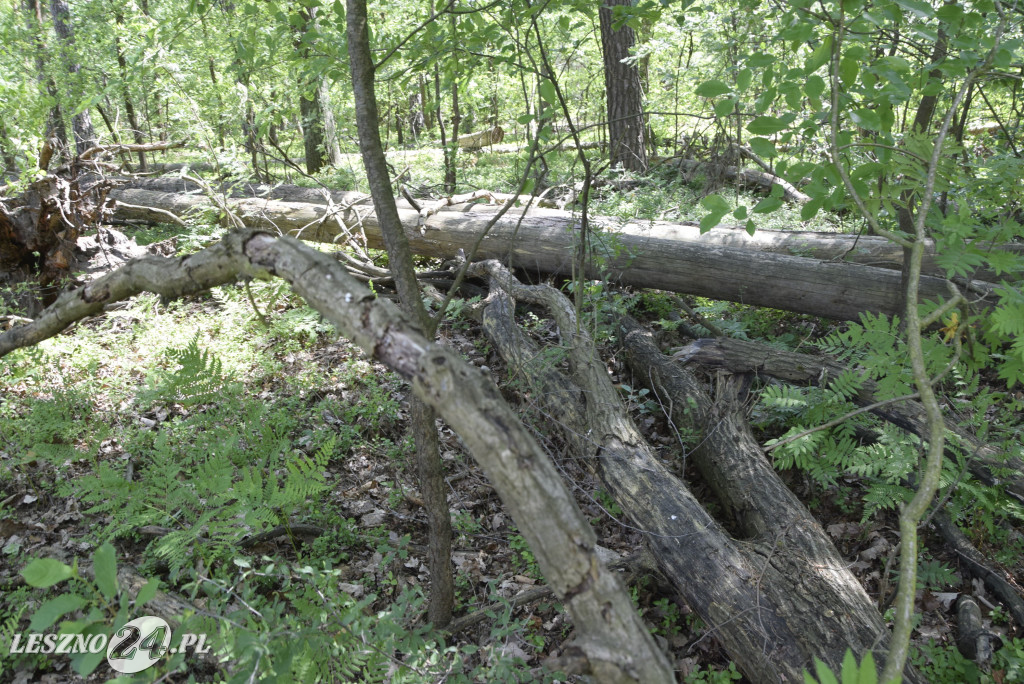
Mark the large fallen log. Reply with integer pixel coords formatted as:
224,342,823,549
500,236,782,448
472,262,920,682
456,126,504,149
108,187,998,321
114,176,1021,282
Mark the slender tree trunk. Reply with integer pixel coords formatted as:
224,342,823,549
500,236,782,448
599,0,647,172
296,5,341,173
200,16,227,150
0,120,18,174
25,0,68,170
299,94,326,174
114,11,147,169
346,0,454,628
50,0,97,156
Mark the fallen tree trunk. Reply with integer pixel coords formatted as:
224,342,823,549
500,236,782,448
113,176,1021,282
0,228,673,683
456,126,504,149
108,187,998,321
472,261,919,682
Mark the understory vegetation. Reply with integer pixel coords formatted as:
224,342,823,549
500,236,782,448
2,149,1022,681
2,0,1024,680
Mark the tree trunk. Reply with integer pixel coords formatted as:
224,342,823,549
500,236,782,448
297,5,341,174
114,10,147,170
599,0,647,173
345,0,455,632
50,0,97,156
0,120,19,175
25,0,68,170
109,186,999,321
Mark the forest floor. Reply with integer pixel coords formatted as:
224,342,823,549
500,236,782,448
2,151,1023,682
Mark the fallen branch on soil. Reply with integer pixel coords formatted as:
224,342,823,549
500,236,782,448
653,156,811,204
933,511,1024,627
671,336,1024,504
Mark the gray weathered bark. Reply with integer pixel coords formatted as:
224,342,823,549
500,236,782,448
108,186,998,321
470,262,919,682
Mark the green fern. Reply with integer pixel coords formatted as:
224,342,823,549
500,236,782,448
142,333,226,407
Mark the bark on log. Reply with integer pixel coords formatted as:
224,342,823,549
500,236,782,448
671,337,1024,504
456,126,504,149
112,176,1021,282
0,228,671,683
107,187,998,322
472,264,920,682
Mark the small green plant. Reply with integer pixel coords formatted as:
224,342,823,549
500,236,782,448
509,533,541,579
139,333,227,407
651,597,682,637
452,510,482,541
685,661,743,683
12,543,161,678
804,650,879,684
594,488,624,518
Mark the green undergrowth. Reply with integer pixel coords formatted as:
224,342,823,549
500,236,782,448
0,276,561,682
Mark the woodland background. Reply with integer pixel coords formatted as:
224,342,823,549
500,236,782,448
1,0,1023,682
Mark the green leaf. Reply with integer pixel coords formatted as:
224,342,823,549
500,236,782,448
29,593,89,631
539,80,558,105
839,56,859,87
700,194,731,214
136,579,160,608
699,211,727,233
516,113,534,125
747,116,788,135
859,651,877,684
841,650,858,683
93,543,118,600
813,656,840,684
695,79,732,97
22,558,74,588
714,98,738,117
800,196,825,221
753,197,784,214
733,205,748,219
745,219,757,236
747,52,774,67
736,68,752,92
850,108,882,131
805,35,833,74
895,0,934,19
804,75,825,98
748,137,777,158
70,624,110,676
